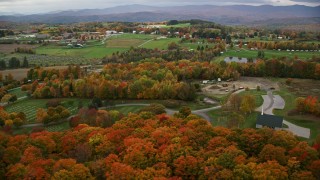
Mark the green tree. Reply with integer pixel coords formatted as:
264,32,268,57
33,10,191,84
240,95,256,114
168,42,180,50
0,60,6,70
177,106,191,118
257,50,265,59
22,56,29,68
140,104,166,115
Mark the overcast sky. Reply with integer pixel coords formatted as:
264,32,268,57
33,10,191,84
1,0,319,14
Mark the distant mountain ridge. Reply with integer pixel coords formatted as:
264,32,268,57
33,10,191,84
0,4,319,25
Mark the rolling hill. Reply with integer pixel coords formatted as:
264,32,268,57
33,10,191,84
0,4,319,25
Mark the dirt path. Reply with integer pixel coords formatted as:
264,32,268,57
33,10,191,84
138,39,153,47
257,91,310,138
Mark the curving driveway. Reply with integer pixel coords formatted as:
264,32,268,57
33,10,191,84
114,103,221,121
257,91,310,138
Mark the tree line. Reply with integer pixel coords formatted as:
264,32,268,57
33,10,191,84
246,41,319,51
103,45,225,63
0,57,29,70
23,59,320,101
295,96,320,117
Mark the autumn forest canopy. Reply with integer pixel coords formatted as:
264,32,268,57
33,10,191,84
1,112,320,179
0,15,320,179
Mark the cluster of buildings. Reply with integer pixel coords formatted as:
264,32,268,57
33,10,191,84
0,30,124,47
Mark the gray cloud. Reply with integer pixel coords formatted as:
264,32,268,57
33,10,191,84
290,0,320,2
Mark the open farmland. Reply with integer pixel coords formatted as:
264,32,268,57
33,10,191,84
106,34,157,48
35,45,125,59
222,48,319,60
140,38,180,49
108,34,158,40
0,68,30,81
33,34,159,60
0,44,38,54
5,98,91,123
0,66,69,80
164,23,191,28
106,39,144,48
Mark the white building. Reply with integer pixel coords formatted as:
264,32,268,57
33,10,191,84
106,30,118,35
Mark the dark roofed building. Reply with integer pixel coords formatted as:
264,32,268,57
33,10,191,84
256,113,283,130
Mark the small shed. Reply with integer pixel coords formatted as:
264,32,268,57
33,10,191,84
256,113,283,130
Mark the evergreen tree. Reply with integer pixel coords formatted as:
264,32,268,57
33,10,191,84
0,60,6,70
22,56,29,68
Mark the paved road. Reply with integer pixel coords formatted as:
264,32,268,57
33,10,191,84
192,106,222,121
257,91,310,138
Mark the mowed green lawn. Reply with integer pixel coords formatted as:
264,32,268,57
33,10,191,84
107,105,145,115
5,98,91,123
106,39,145,48
163,23,191,28
273,88,320,143
237,89,266,108
13,121,71,135
36,45,127,59
208,109,259,129
45,121,70,132
108,34,158,40
207,90,264,128
224,48,319,60
7,88,27,99
141,38,180,49
180,43,215,50
36,34,159,58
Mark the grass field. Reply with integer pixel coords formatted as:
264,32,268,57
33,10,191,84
238,89,266,108
0,66,70,80
108,34,158,40
34,34,159,59
107,105,145,115
45,121,70,132
107,39,144,48
0,44,38,54
141,38,180,50
208,109,259,129
36,45,126,59
273,85,320,142
163,23,191,28
224,48,319,60
5,98,91,123
7,87,27,99
13,121,71,135
180,42,215,50
106,98,213,111
141,38,217,50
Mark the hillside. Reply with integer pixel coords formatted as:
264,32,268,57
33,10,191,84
0,5,319,25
